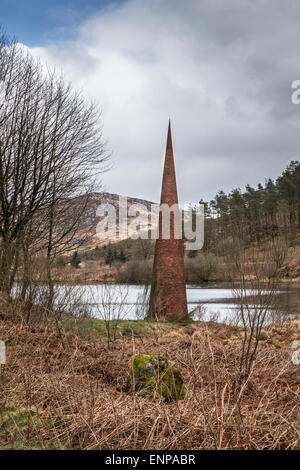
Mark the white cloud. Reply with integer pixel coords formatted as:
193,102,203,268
30,0,300,203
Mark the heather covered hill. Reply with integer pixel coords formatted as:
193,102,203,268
57,191,157,253
50,161,300,283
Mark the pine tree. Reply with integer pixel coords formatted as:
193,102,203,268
119,247,127,263
105,243,113,265
70,251,80,268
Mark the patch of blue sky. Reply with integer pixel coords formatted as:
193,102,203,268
0,0,126,46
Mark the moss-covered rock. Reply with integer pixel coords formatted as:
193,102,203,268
127,354,187,402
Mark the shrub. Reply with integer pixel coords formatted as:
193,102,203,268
117,259,153,283
185,253,218,282
70,251,80,268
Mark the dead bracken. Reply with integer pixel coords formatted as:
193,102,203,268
0,307,299,450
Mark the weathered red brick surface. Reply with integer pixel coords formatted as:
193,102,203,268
148,121,188,320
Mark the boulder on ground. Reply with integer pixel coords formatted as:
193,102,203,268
127,354,187,402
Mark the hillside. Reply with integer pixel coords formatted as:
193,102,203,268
71,191,157,252
49,190,300,284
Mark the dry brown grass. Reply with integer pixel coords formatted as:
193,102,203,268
0,309,299,450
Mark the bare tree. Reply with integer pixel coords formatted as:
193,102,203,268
0,31,109,295
227,238,288,377
90,284,133,348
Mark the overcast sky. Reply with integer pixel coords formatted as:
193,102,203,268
3,0,300,203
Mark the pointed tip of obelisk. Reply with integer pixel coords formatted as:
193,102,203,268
167,118,172,150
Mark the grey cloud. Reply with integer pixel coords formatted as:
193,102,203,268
30,0,300,203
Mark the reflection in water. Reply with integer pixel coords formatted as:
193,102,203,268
274,289,300,315
13,282,300,324
43,283,300,324
187,285,300,323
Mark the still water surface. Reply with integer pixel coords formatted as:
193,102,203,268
49,283,300,323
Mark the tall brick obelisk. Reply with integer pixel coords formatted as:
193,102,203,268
148,121,188,320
